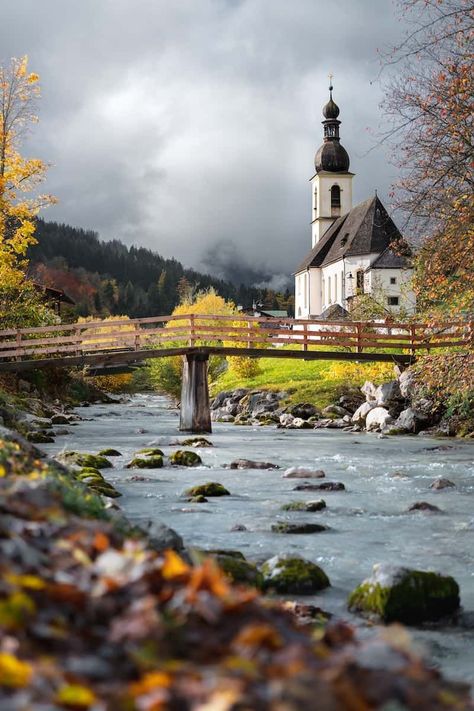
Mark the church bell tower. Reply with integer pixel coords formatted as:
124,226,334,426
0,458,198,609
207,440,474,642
311,80,354,246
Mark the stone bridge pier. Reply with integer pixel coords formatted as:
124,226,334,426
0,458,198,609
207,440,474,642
179,352,211,433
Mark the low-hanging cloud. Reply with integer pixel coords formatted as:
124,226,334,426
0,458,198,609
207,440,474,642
1,0,405,282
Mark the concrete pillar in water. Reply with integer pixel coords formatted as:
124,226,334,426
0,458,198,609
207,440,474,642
179,352,212,433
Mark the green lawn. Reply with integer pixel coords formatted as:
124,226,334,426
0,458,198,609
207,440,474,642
211,357,394,409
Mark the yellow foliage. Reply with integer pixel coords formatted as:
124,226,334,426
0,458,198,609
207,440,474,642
327,360,393,385
89,373,133,393
0,652,33,688
55,684,97,708
0,56,56,289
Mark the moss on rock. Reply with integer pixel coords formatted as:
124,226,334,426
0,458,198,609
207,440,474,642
215,554,264,589
261,555,330,594
281,500,326,512
170,450,202,467
181,437,213,447
271,522,329,534
135,448,164,456
348,564,460,624
185,482,230,497
26,431,55,444
98,448,122,456
57,451,113,469
126,455,163,469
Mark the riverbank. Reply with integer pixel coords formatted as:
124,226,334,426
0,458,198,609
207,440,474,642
1,415,474,709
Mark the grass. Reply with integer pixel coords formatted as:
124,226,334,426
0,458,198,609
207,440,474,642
211,357,395,409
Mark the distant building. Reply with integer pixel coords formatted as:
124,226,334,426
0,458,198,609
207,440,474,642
294,83,415,319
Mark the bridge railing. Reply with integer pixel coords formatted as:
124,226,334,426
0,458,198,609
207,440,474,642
0,314,472,362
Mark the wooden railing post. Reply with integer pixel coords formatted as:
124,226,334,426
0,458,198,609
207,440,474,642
302,322,308,351
189,314,196,347
74,324,82,357
134,323,141,351
356,323,363,354
410,324,416,356
247,321,252,349
15,331,22,361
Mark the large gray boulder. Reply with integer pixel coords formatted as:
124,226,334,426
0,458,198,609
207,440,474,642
352,401,376,425
399,369,416,398
366,407,393,432
395,407,431,434
376,380,403,407
361,381,378,402
147,522,184,552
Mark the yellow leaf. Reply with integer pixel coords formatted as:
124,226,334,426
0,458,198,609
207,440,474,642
129,671,172,696
5,573,46,590
0,653,33,688
56,684,97,708
161,549,189,579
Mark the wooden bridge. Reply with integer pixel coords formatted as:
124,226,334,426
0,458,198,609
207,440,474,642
0,314,472,433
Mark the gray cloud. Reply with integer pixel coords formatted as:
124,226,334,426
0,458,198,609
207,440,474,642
1,0,406,282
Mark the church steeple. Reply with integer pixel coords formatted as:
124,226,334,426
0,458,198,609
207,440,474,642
315,80,350,173
310,78,354,247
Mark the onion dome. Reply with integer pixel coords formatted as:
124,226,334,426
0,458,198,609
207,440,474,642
314,80,350,173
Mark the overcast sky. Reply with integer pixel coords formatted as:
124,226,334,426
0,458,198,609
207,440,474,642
1,0,407,286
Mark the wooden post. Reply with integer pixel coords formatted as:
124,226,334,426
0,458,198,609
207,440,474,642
356,323,363,354
247,321,252,349
410,324,416,356
15,331,22,361
302,322,308,351
179,352,212,433
189,314,196,347
135,323,141,351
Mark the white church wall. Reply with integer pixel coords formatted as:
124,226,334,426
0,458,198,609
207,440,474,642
311,172,353,246
309,268,322,315
294,271,310,319
321,259,346,310
367,269,416,314
344,254,378,299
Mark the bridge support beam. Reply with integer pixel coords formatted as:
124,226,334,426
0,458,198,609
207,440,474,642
179,353,211,433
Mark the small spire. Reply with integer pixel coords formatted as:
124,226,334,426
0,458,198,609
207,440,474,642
328,72,334,98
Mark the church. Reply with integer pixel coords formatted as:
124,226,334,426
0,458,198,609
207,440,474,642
294,84,415,320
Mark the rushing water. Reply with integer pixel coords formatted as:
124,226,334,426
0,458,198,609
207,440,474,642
42,393,474,686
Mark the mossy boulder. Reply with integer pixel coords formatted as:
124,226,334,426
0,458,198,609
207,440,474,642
170,450,202,467
26,431,55,444
281,499,326,512
215,554,264,589
181,437,213,448
271,522,329,534
188,495,208,503
135,447,164,456
126,455,163,469
261,555,330,594
98,448,122,457
185,482,230,497
57,451,113,469
348,564,460,624
75,467,122,498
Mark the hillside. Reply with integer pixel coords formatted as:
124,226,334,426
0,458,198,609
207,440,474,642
28,220,292,319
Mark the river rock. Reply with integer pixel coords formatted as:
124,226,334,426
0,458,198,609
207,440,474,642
366,407,393,432
126,455,163,469
135,447,164,456
281,499,326,512
271,522,329,534
181,437,213,447
361,381,378,402
51,414,70,425
430,478,455,491
185,482,230,497
288,403,319,419
348,563,460,624
188,495,208,503
282,467,325,479
322,404,350,418
214,554,264,589
99,448,122,456
291,417,313,429
293,482,345,492
338,390,365,414
229,459,279,470
279,413,295,427
169,450,202,466
230,524,248,532
399,368,416,398
147,521,184,552
352,401,376,425
261,554,330,594
56,451,113,469
375,381,403,409
408,502,442,513
26,431,55,444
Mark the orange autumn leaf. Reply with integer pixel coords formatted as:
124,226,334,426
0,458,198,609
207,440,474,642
233,623,283,651
161,550,190,580
93,531,110,552
187,559,231,600
129,671,172,696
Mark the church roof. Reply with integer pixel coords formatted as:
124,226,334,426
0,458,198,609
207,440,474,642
368,245,412,270
294,195,411,273
318,303,350,320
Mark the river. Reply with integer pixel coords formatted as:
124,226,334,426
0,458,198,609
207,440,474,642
42,393,474,687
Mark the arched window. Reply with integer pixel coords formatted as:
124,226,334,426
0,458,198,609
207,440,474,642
331,185,341,217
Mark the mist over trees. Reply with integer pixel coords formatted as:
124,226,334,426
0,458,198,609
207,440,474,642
29,219,294,319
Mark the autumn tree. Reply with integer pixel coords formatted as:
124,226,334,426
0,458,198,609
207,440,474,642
381,0,473,316
0,56,56,325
